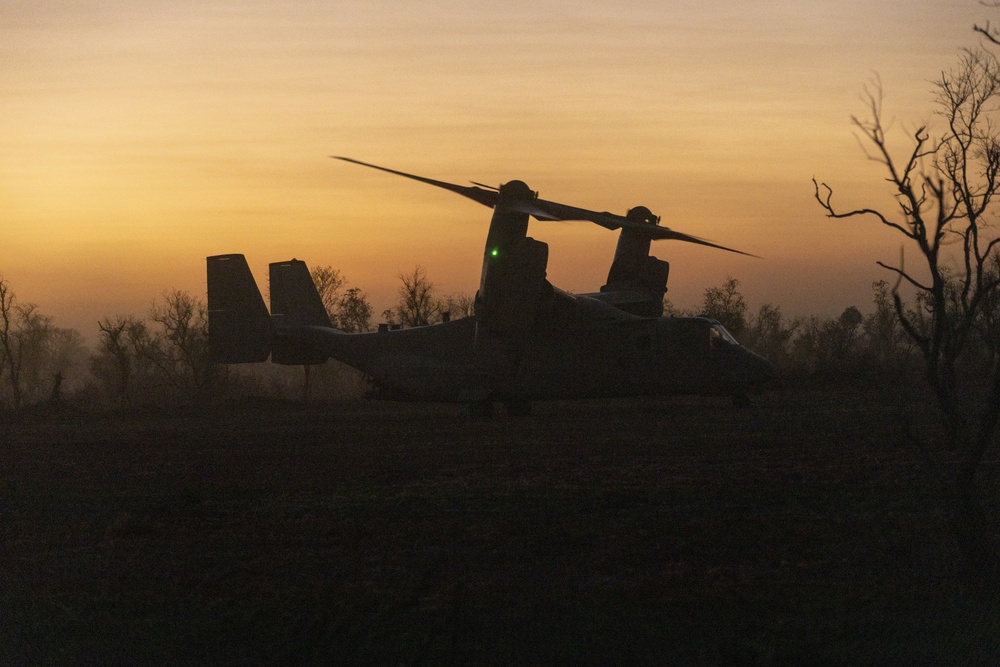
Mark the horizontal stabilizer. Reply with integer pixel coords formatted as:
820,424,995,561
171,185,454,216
207,254,272,363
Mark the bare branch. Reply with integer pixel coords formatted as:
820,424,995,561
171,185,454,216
875,261,933,292
975,17,1000,46
812,179,917,238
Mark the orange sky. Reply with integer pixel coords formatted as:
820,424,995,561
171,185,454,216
0,0,990,338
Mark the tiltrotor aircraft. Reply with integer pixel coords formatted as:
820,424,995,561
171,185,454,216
207,157,773,414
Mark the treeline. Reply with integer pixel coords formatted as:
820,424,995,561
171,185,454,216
0,268,921,413
0,278,88,408
0,264,472,412
669,277,916,382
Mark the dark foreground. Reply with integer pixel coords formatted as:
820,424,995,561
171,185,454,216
2,388,999,665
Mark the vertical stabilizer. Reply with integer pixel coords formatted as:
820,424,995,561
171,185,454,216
268,260,333,328
269,259,332,365
207,254,272,363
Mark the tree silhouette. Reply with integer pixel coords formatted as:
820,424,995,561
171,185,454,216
93,315,150,407
309,265,347,322
149,290,219,401
0,279,51,407
0,276,86,408
384,266,439,327
337,287,373,333
814,49,1000,577
700,276,748,337
309,264,373,332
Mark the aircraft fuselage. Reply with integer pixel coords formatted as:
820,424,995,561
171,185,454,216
280,291,772,403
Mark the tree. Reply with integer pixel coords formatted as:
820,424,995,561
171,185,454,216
92,293,232,407
337,287,373,333
384,266,440,327
700,277,748,337
310,265,347,323
822,306,864,364
0,279,52,407
92,315,150,407
0,276,87,408
309,264,373,332
0,276,19,406
148,290,219,401
814,48,1000,576
746,303,798,365
862,279,911,370
436,292,476,321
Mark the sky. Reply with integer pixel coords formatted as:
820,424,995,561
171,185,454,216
0,0,993,339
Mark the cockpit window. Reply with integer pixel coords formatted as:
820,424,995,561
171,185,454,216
710,324,738,346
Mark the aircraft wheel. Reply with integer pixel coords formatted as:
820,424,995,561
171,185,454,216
504,400,532,418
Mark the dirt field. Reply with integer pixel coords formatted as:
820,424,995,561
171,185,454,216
2,387,999,664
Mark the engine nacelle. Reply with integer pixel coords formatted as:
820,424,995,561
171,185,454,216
476,236,549,344
599,207,670,317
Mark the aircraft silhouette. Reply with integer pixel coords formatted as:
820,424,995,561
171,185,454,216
207,158,772,415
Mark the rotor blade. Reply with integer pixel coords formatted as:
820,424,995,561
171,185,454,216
651,229,758,257
332,156,499,208
531,198,756,256
534,199,756,255
334,156,757,257
528,198,624,229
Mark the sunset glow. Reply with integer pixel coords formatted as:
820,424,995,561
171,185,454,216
0,0,988,337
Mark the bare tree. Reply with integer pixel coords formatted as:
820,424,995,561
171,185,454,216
814,49,1000,575
0,277,17,406
93,315,150,406
147,290,220,402
0,278,52,408
384,266,440,327
7,303,49,407
308,265,374,333
91,294,222,408
862,279,912,370
436,292,476,322
0,276,86,408
309,265,347,322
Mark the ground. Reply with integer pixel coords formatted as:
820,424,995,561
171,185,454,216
1,386,999,664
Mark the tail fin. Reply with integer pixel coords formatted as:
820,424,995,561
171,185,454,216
207,254,272,363
268,260,333,328
268,259,333,365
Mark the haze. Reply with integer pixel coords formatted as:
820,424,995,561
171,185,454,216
0,0,985,338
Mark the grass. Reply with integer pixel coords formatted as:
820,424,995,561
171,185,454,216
2,387,999,664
